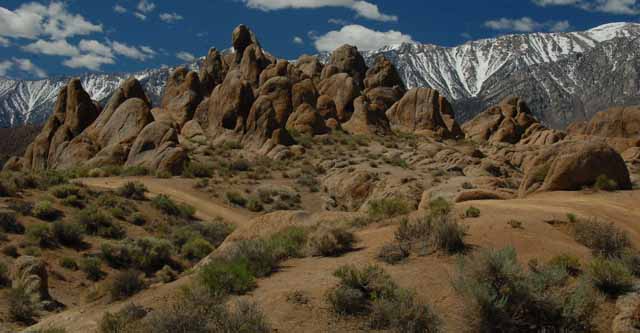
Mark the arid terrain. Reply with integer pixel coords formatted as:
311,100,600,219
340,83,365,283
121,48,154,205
0,25,639,333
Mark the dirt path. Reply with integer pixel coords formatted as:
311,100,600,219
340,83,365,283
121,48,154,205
79,177,251,228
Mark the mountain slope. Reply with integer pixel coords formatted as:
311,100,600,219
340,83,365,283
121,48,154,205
1,22,640,128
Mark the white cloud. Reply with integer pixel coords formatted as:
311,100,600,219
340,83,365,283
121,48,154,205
0,37,9,47
484,17,572,32
159,12,183,23
176,51,196,62
328,18,350,25
0,2,102,40
137,0,156,13
314,24,413,52
63,54,114,71
111,41,153,61
0,60,12,76
532,0,640,14
293,36,304,44
78,39,113,57
141,46,156,55
13,58,46,78
243,0,397,22
113,4,127,14
22,39,79,56
134,12,147,20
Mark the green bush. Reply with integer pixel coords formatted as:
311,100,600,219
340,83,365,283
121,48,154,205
328,264,397,315
199,258,256,296
33,200,59,221
0,210,23,233
2,244,19,257
81,257,104,281
465,206,481,218
116,182,147,200
594,174,618,191
230,159,251,172
26,223,55,247
59,257,78,270
0,261,9,287
102,238,173,273
395,213,467,255
547,254,582,276
75,206,125,239
52,221,85,247
377,243,409,265
99,303,147,333
267,226,308,260
587,257,634,296
369,289,441,332
368,198,410,219
109,270,145,301
130,212,146,226
453,247,599,332
228,239,278,278
121,166,149,177
226,191,247,207
182,237,213,260
61,194,84,208
50,184,81,199
182,162,213,178
170,220,233,250
428,197,451,217
151,195,195,219
308,227,355,257
8,286,36,323
246,196,264,212
157,265,178,283
574,219,630,258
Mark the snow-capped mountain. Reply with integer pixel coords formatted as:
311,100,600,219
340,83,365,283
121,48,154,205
2,22,640,129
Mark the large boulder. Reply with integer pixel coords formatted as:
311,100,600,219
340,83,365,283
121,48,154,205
239,44,272,86
519,140,632,196
329,44,367,89
199,48,228,96
161,67,204,128
292,78,318,110
64,78,100,136
286,103,328,136
567,106,640,153
386,88,463,139
207,69,255,134
126,120,187,174
245,76,293,146
364,55,405,91
317,73,360,122
342,96,391,136
295,55,323,81
96,98,153,147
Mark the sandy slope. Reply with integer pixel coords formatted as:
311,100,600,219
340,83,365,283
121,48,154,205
26,178,640,332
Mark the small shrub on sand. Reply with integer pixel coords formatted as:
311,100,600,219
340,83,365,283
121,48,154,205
33,200,59,221
587,257,634,296
464,206,481,218
594,174,618,191
307,227,355,257
109,270,145,301
8,286,36,323
368,198,410,219
574,219,630,258
116,182,147,200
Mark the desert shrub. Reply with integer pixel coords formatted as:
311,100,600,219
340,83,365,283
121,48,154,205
307,227,355,257
574,219,630,258
465,206,481,218
182,237,213,260
151,195,195,219
395,213,467,255
130,212,146,226
620,250,640,277
246,196,263,212
566,213,577,223
22,246,41,257
368,198,410,219
547,254,582,276
0,180,17,197
225,191,247,207
121,166,148,177
8,199,33,215
453,247,599,332
26,223,55,247
33,200,59,221
286,290,310,305
296,173,319,192
50,184,81,199
157,265,178,283
230,158,251,172
377,243,409,265
328,265,397,315
61,194,84,208
228,239,278,278
594,174,618,191
199,258,256,296
507,219,523,229
0,210,23,233
109,270,145,301
116,182,147,200
81,257,104,281
267,226,308,260
102,238,173,273
369,289,441,332
182,162,213,178
75,206,125,239
2,244,18,257
0,261,9,287
59,257,78,270
587,257,634,296
427,197,451,217
30,328,67,333
52,221,85,246
99,303,147,333
8,286,36,323
171,219,233,250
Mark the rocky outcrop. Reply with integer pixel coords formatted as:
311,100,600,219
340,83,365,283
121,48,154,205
342,96,391,136
161,67,203,128
199,48,228,96
519,140,632,196
286,103,328,136
126,120,187,174
364,55,405,91
567,106,640,153
245,76,293,146
317,73,360,122
295,55,323,81
207,69,255,134
386,88,463,139
328,44,368,88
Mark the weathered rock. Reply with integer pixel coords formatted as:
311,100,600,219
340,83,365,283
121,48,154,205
318,73,360,122
232,24,256,63
199,48,228,96
567,106,640,153
364,55,405,91
12,256,54,306
342,96,391,136
329,44,367,88
292,78,318,110
207,69,255,134
96,98,153,147
295,55,323,80
286,103,328,136
64,79,100,136
455,190,508,203
240,44,271,86
161,67,203,128
519,140,632,196
259,60,289,87
386,88,463,139
245,76,293,146
365,86,404,114
316,95,338,120
126,120,186,174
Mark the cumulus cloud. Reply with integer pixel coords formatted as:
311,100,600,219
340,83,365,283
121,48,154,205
243,0,397,22
111,41,154,61
0,37,10,47
176,51,196,62
328,18,350,25
22,39,79,56
484,17,572,32
159,12,183,23
134,12,147,20
0,60,12,76
137,0,156,13
313,24,413,52
140,46,156,55
78,39,113,57
113,4,127,14
13,58,46,78
532,0,640,14
63,54,115,71
293,36,304,44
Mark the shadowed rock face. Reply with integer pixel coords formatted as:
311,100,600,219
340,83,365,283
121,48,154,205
161,67,204,128
567,106,640,154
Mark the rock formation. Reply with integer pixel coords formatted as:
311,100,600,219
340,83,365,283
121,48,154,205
12,256,59,310
567,106,640,153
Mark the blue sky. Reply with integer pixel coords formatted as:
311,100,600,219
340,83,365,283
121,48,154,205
0,0,639,79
